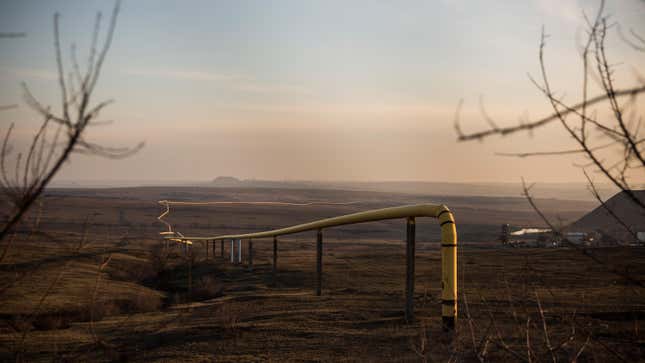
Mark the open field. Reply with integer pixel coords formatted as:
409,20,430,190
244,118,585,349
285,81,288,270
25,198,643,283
30,186,598,242
1,187,643,361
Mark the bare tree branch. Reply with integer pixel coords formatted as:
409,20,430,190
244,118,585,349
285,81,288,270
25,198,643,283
0,104,18,111
0,0,142,243
455,85,645,141
495,141,616,158
0,32,26,38
456,1,645,214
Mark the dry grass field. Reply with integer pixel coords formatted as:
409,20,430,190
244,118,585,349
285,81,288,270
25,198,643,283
1,187,643,362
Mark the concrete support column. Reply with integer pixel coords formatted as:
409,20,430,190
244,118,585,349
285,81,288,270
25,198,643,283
405,217,416,322
316,229,323,296
248,239,253,271
230,239,235,263
272,236,278,283
237,239,242,264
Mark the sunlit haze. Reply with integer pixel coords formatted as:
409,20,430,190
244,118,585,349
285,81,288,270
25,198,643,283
1,0,644,184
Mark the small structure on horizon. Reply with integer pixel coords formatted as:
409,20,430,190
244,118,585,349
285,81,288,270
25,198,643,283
563,232,593,246
500,225,554,247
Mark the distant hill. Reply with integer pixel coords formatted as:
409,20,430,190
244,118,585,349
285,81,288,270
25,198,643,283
211,176,242,187
205,178,619,201
51,177,624,203
568,190,645,241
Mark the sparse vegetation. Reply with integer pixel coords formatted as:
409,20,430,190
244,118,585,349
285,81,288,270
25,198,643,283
1,0,644,361
0,187,642,361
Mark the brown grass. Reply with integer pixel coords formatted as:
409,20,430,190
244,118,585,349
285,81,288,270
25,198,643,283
1,187,642,362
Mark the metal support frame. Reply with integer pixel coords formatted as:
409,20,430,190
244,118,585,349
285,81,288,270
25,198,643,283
237,239,242,264
165,204,458,329
316,229,323,296
248,239,253,271
405,217,416,321
272,236,278,283
230,239,234,263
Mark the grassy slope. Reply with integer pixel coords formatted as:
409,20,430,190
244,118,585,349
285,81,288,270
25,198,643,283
5,187,643,361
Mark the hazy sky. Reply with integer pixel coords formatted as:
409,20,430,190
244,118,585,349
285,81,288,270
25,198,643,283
1,0,644,184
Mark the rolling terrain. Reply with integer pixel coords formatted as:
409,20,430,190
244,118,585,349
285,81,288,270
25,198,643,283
1,187,643,361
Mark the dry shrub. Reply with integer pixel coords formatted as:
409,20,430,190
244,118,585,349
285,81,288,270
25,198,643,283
216,303,242,338
171,292,183,305
26,292,163,332
149,244,169,276
411,321,431,363
107,257,156,283
191,275,224,301
89,300,123,322
449,290,601,362
31,313,72,331
114,292,163,315
28,301,118,331
6,315,33,333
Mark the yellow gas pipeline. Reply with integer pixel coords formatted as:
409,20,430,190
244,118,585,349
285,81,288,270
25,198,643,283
165,203,458,326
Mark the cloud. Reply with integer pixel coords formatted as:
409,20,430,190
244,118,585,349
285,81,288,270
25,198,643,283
124,68,310,95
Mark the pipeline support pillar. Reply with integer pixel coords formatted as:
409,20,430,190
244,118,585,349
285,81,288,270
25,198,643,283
248,239,253,271
405,217,416,322
316,229,323,296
